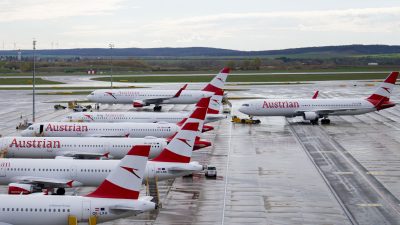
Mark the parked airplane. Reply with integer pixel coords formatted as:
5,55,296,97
62,95,225,124
0,145,156,225
20,121,179,138
63,111,225,124
86,67,230,111
0,135,210,159
0,136,167,159
0,106,208,196
239,72,398,124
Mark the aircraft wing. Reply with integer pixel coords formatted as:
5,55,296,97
61,151,112,159
12,176,82,188
89,134,128,138
296,107,370,115
0,222,14,225
141,84,188,105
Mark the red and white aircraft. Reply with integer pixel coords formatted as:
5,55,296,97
21,97,215,138
0,136,167,159
62,93,226,124
0,105,208,196
21,121,180,138
0,135,210,160
0,145,156,225
86,67,230,111
239,72,398,124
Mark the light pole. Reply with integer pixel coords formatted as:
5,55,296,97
109,43,114,88
32,39,36,123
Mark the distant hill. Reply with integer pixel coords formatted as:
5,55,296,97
1,45,400,57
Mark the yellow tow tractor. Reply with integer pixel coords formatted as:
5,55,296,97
231,115,261,124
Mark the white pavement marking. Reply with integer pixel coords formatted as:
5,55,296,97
221,118,233,225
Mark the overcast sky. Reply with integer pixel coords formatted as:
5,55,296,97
1,0,399,50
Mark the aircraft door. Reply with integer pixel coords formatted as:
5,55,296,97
82,200,91,220
39,124,44,136
0,165,6,177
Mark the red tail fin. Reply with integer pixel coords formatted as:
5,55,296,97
202,68,229,94
152,122,200,163
177,97,211,126
86,145,150,199
367,71,398,102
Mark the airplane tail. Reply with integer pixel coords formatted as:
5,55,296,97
195,94,222,114
177,97,211,127
202,67,230,95
367,71,398,103
86,145,150,199
152,105,207,163
151,122,201,163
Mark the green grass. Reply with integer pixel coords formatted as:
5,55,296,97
0,66,398,77
35,91,91,95
0,86,147,90
226,82,312,86
91,73,390,83
0,78,64,85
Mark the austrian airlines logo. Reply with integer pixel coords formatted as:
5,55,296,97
177,138,192,147
381,87,391,93
84,114,94,121
121,166,141,179
217,77,223,82
105,92,117,99
212,99,219,105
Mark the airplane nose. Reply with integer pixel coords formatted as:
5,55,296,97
20,129,29,137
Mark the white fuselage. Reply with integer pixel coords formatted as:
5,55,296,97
21,122,179,138
62,111,226,124
0,137,167,159
87,89,212,105
0,195,153,225
239,99,376,117
0,159,203,186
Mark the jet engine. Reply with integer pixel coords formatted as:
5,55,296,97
303,111,319,121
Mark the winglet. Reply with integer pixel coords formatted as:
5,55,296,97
174,84,188,98
86,145,150,199
312,91,319,99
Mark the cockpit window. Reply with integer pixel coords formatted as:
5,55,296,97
90,93,94,95
242,104,250,107
28,127,34,130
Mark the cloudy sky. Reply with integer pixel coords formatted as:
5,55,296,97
1,0,399,50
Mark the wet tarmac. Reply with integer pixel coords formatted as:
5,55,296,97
0,78,399,225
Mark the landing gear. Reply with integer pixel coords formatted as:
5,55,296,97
311,119,319,125
153,105,162,112
56,188,65,195
321,118,331,124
